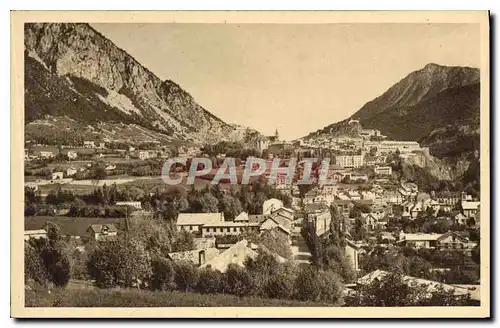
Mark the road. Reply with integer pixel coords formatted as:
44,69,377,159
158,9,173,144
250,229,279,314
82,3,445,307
291,225,312,264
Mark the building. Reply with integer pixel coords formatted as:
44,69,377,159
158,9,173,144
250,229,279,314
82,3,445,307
24,229,47,241
348,173,369,182
234,211,249,223
461,201,480,217
433,191,461,207
66,167,77,177
51,172,64,180
200,221,260,238
307,209,332,236
87,224,118,241
83,141,96,148
398,231,476,250
360,129,383,140
374,165,392,175
345,239,361,271
176,213,225,233
198,239,258,273
67,151,78,160
167,248,220,266
360,212,384,230
115,201,142,210
335,154,364,168
332,200,353,218
138,151,149,160
39,151,55,159
366,140,421,154
105,164,117,171
262,198,283,215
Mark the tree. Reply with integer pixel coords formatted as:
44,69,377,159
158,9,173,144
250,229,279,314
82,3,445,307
195,267,225,294
471,244,480,265
346,271,471,306
225,264,253,296
151,257,176,291
24,243,48,285
86,238,152,289
293,266,343,304
265,262,297,300
173,261,199,292
172,230,195,252
26,223,71,287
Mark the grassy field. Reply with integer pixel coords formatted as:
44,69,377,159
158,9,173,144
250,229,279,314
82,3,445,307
25,216,123,237
25,284,334,307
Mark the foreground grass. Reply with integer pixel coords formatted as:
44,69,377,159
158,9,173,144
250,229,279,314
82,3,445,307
25,285,335,307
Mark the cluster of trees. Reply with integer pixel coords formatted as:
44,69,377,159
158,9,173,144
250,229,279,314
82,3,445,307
102,250,345,305
386,215,475,235
25,223,71,287
25,184,144,217
302,205,356,283
345,271,473,306
201,141,261,161
149,183,292,222
361,246,479,285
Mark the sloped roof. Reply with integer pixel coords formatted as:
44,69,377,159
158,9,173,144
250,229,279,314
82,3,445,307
168,248,220,265
402,233,442,241
176,213,224,226
88,224,118,233
248,214,271,224
234,212,249,222
462,201,480,210
198,239,258,272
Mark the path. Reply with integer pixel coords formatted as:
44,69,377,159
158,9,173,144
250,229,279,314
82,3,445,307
291,224,312,264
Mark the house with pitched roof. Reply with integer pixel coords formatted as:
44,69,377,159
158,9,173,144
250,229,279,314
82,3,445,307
168,248,220,266
198,239,258,272
461,201,480,218
176,213,224,233
87,224,118,241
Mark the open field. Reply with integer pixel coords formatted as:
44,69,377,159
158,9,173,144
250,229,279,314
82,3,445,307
25,284,334,307
25,216,123,236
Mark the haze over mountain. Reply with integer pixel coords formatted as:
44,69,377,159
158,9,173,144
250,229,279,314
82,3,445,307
24,23,234,146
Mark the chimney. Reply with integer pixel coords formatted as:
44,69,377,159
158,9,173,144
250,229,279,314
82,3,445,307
198,250,206,266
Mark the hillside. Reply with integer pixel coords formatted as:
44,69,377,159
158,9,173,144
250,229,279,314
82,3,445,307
24,23,233,145
353,63,479,126
303,63,481,187
306,63,480,142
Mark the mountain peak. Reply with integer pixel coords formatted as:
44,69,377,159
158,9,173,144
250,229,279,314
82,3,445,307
24,23,232,145
423,63,441,70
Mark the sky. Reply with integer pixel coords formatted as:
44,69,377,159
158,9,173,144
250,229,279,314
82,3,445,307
92,23,480,140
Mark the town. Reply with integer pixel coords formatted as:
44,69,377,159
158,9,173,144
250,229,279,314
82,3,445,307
24,121,481,306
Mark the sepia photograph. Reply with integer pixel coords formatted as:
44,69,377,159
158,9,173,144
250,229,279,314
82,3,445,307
10,11,490,318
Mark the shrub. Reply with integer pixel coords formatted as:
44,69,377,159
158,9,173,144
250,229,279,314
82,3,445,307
225,264,253,296
195,267,225,294
151,257,176,291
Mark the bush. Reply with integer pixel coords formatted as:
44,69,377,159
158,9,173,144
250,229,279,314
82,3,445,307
225,264,253,296
151,257,176,291
195,267,225,294
173,261,199,292
293,266,343,304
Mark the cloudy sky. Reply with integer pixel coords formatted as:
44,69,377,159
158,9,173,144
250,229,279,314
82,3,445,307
92,23,480,140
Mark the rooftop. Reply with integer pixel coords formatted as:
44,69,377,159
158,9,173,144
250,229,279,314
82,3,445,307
176,213,224,226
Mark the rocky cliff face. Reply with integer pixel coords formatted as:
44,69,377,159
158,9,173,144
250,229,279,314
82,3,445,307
24,23,232,144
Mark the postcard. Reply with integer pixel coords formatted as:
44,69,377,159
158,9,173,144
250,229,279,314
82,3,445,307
11,10,490,318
